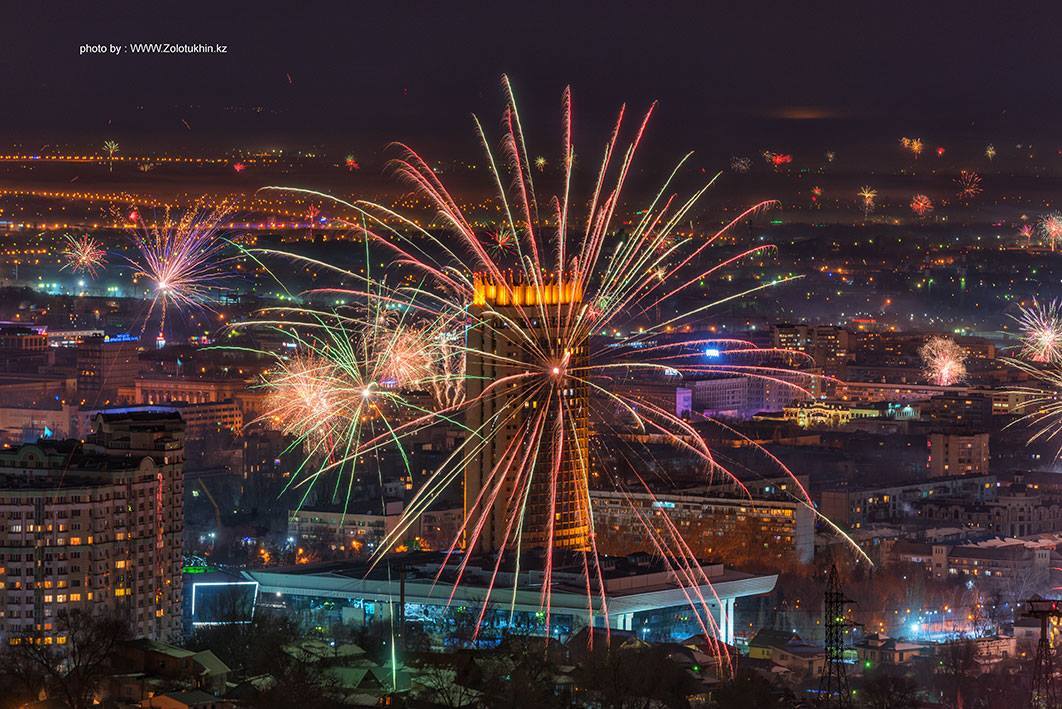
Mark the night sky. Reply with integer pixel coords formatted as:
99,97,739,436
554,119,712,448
5,2,1062,161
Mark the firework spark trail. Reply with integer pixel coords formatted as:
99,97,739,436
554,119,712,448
1002,358,1062,460
921,335,967,386
127,205,239,338
1013,300,1062,364
60,234,107,278
254,76,864,656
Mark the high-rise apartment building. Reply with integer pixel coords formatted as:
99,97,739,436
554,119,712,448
0,410,185,644
464,275,590,555
76,335,142,406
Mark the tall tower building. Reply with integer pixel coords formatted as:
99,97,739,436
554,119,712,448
464,275,591,556
0,410,185,644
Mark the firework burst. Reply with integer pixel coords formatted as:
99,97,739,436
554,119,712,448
1040,212,1062,251
103,140,119,171
127,206,238,338
910,194,934,217
246,290,468,510
921,336,967,386
257,77,863,653
858,186,877,219
955,170,982,201
900,137,924,156
985,144,997,160
1013,300,1062,363
60,234,107,278
730,156,751,173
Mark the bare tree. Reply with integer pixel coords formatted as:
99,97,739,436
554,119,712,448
2,608,129,709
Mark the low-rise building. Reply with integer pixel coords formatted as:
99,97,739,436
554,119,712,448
591,478,815,565
928,431,990,477
288,501,404,554
819,474,996,528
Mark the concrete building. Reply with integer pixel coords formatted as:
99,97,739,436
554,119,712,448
118,376,269,425
288,501,404,554
919,479,1062,537
0,402,79,443
591,481,815,565
819,474,996,528
76,334,142,405
464,276,590,554
886,536,1059,589
928,431,990,477
771,323,851,374
682,369,812,420
0,410,185,643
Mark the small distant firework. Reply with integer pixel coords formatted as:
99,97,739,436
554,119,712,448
1013,299,1062,363
1019,223,1035,242
909,194,934,217
985,144,997,160
955,170,982,201
487,227,515,256
825,150,836,163
60,234,107,278
900,137,924,156
858,186,877,219
763,151,792,168
344,154,360,171
128,208,141,224
128,206,238,337
103,140,119,171
730,156,752,173
1040,212,1062,251
232,162,247,173
138,163,155,173
810,186,823,204
534,155,547,171
936,146,946,157
921,336,967,386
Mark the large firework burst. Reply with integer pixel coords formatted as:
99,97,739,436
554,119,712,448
60,234,107,278
257,77,861,650
1039,212,1062,251
1012,300,1062,364
921,336,967,386
238,260,470,508
127,206,238,338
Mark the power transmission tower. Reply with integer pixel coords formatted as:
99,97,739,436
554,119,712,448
1027,598,1062,709
818,564,854,708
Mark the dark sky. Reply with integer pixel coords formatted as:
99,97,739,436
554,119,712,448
5,2,1062,160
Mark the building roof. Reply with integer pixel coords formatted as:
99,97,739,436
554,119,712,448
245,552,777,617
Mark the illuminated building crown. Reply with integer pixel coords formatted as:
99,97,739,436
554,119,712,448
471,271,583,307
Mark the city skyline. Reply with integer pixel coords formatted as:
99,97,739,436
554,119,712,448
2,4,1062,708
